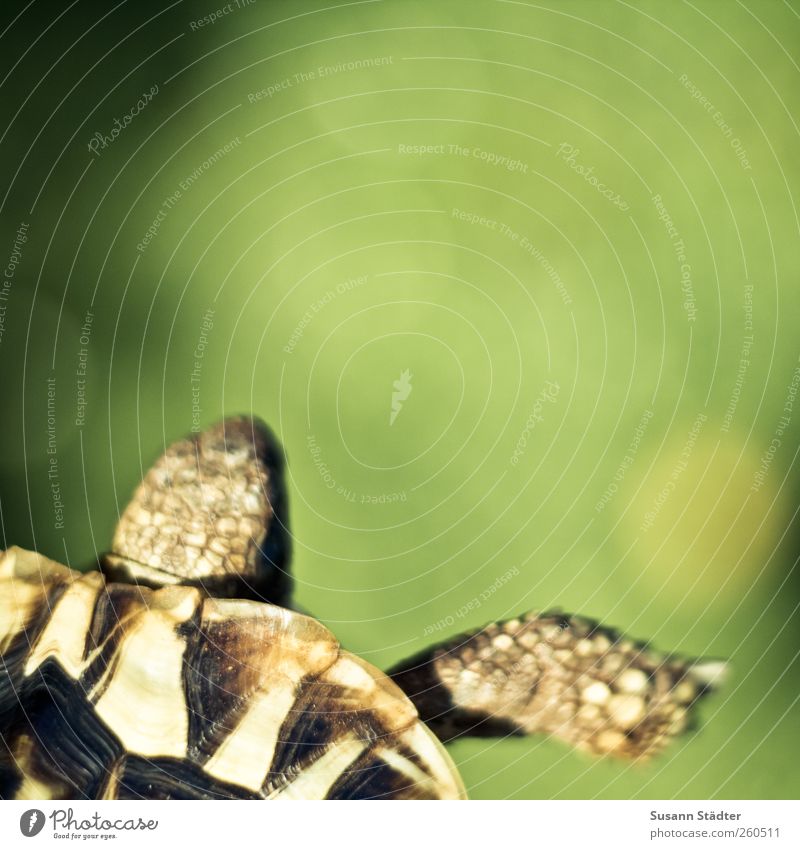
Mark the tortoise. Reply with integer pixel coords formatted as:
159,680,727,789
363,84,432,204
0,416,726,800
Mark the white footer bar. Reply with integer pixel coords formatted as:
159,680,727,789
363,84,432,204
2,799,796,848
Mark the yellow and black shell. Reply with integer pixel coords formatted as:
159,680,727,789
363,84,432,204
0,547,465,800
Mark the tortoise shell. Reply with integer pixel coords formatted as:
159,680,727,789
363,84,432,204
0,547,465,800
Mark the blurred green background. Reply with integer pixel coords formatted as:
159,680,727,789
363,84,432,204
1,0,799,799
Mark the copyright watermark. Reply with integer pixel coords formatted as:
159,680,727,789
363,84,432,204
510,380,560,466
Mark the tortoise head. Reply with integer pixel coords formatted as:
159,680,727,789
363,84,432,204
102,416,291,605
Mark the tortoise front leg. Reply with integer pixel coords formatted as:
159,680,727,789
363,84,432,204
388,611,726,759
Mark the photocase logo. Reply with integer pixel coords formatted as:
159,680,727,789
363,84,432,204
20,809,45,837
390,369,413,425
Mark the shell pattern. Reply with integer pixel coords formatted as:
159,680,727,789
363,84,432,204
0,547,465,800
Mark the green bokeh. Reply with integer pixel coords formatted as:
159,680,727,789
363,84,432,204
1,0,799,799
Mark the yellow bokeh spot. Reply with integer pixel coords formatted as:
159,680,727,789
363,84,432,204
621,428,786,604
